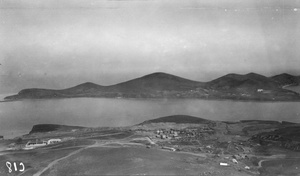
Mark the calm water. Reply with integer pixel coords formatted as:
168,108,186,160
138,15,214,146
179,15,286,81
1,94,300,139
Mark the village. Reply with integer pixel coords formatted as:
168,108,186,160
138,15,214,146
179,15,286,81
133,126,258,174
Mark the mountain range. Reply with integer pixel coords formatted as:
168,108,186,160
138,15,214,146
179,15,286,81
4,72,300,101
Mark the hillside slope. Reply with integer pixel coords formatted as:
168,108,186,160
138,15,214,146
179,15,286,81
270,73,300,87
204,73,300,101
207,73,280,91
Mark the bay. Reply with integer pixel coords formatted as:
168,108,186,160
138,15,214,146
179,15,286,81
1,95,300,139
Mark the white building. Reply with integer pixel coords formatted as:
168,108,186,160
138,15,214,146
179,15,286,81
24,141,47,150
257,89,264,92
47,139,62,144
220,162,229,166
232,159,238,164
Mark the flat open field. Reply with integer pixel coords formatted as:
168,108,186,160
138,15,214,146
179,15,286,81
258,151,300,176
0,139,94,176
0,129,132,176
40,143,250,176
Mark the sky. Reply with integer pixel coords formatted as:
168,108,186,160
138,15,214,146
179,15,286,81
0,0,300,93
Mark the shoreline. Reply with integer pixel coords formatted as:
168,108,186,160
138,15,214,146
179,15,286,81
3,96,300,103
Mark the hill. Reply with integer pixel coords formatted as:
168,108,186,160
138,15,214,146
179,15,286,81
4,72,206,100
206,73,280,91
204,73,300,101
4,72,300,101
270,73,300,87
140,115,212,125
106,72,204,92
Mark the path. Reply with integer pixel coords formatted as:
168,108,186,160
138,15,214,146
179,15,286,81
32,146,89,176
175,151,207,158
32,140,125,176
32,141,106,176
258,154,286,168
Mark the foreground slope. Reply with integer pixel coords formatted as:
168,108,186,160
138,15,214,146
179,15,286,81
2,115,300,175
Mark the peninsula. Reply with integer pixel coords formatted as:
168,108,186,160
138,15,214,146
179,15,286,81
4,72,300,101
2,115,300,175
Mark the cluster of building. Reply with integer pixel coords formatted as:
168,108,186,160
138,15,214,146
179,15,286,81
219,156,252,172
154,127,214,140
155,129,180,139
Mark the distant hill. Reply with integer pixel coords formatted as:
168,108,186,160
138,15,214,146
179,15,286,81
64,73,204,94
4,72,206,100
270,73,300,87
4,72,300,101
207,73,280,91
105,72,204,93
140,115,212,125
204,72,300,101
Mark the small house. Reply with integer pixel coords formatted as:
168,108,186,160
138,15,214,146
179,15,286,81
220,162,229,166
162,146,176,152
173,132,178,137
257,89,263,92
232,159,238,164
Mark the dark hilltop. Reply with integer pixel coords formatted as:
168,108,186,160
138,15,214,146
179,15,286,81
140,115,212,125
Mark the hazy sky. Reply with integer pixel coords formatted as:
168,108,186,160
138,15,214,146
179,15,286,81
1,0,300,93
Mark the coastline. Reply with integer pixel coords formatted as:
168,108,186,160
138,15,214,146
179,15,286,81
3,95,300,103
